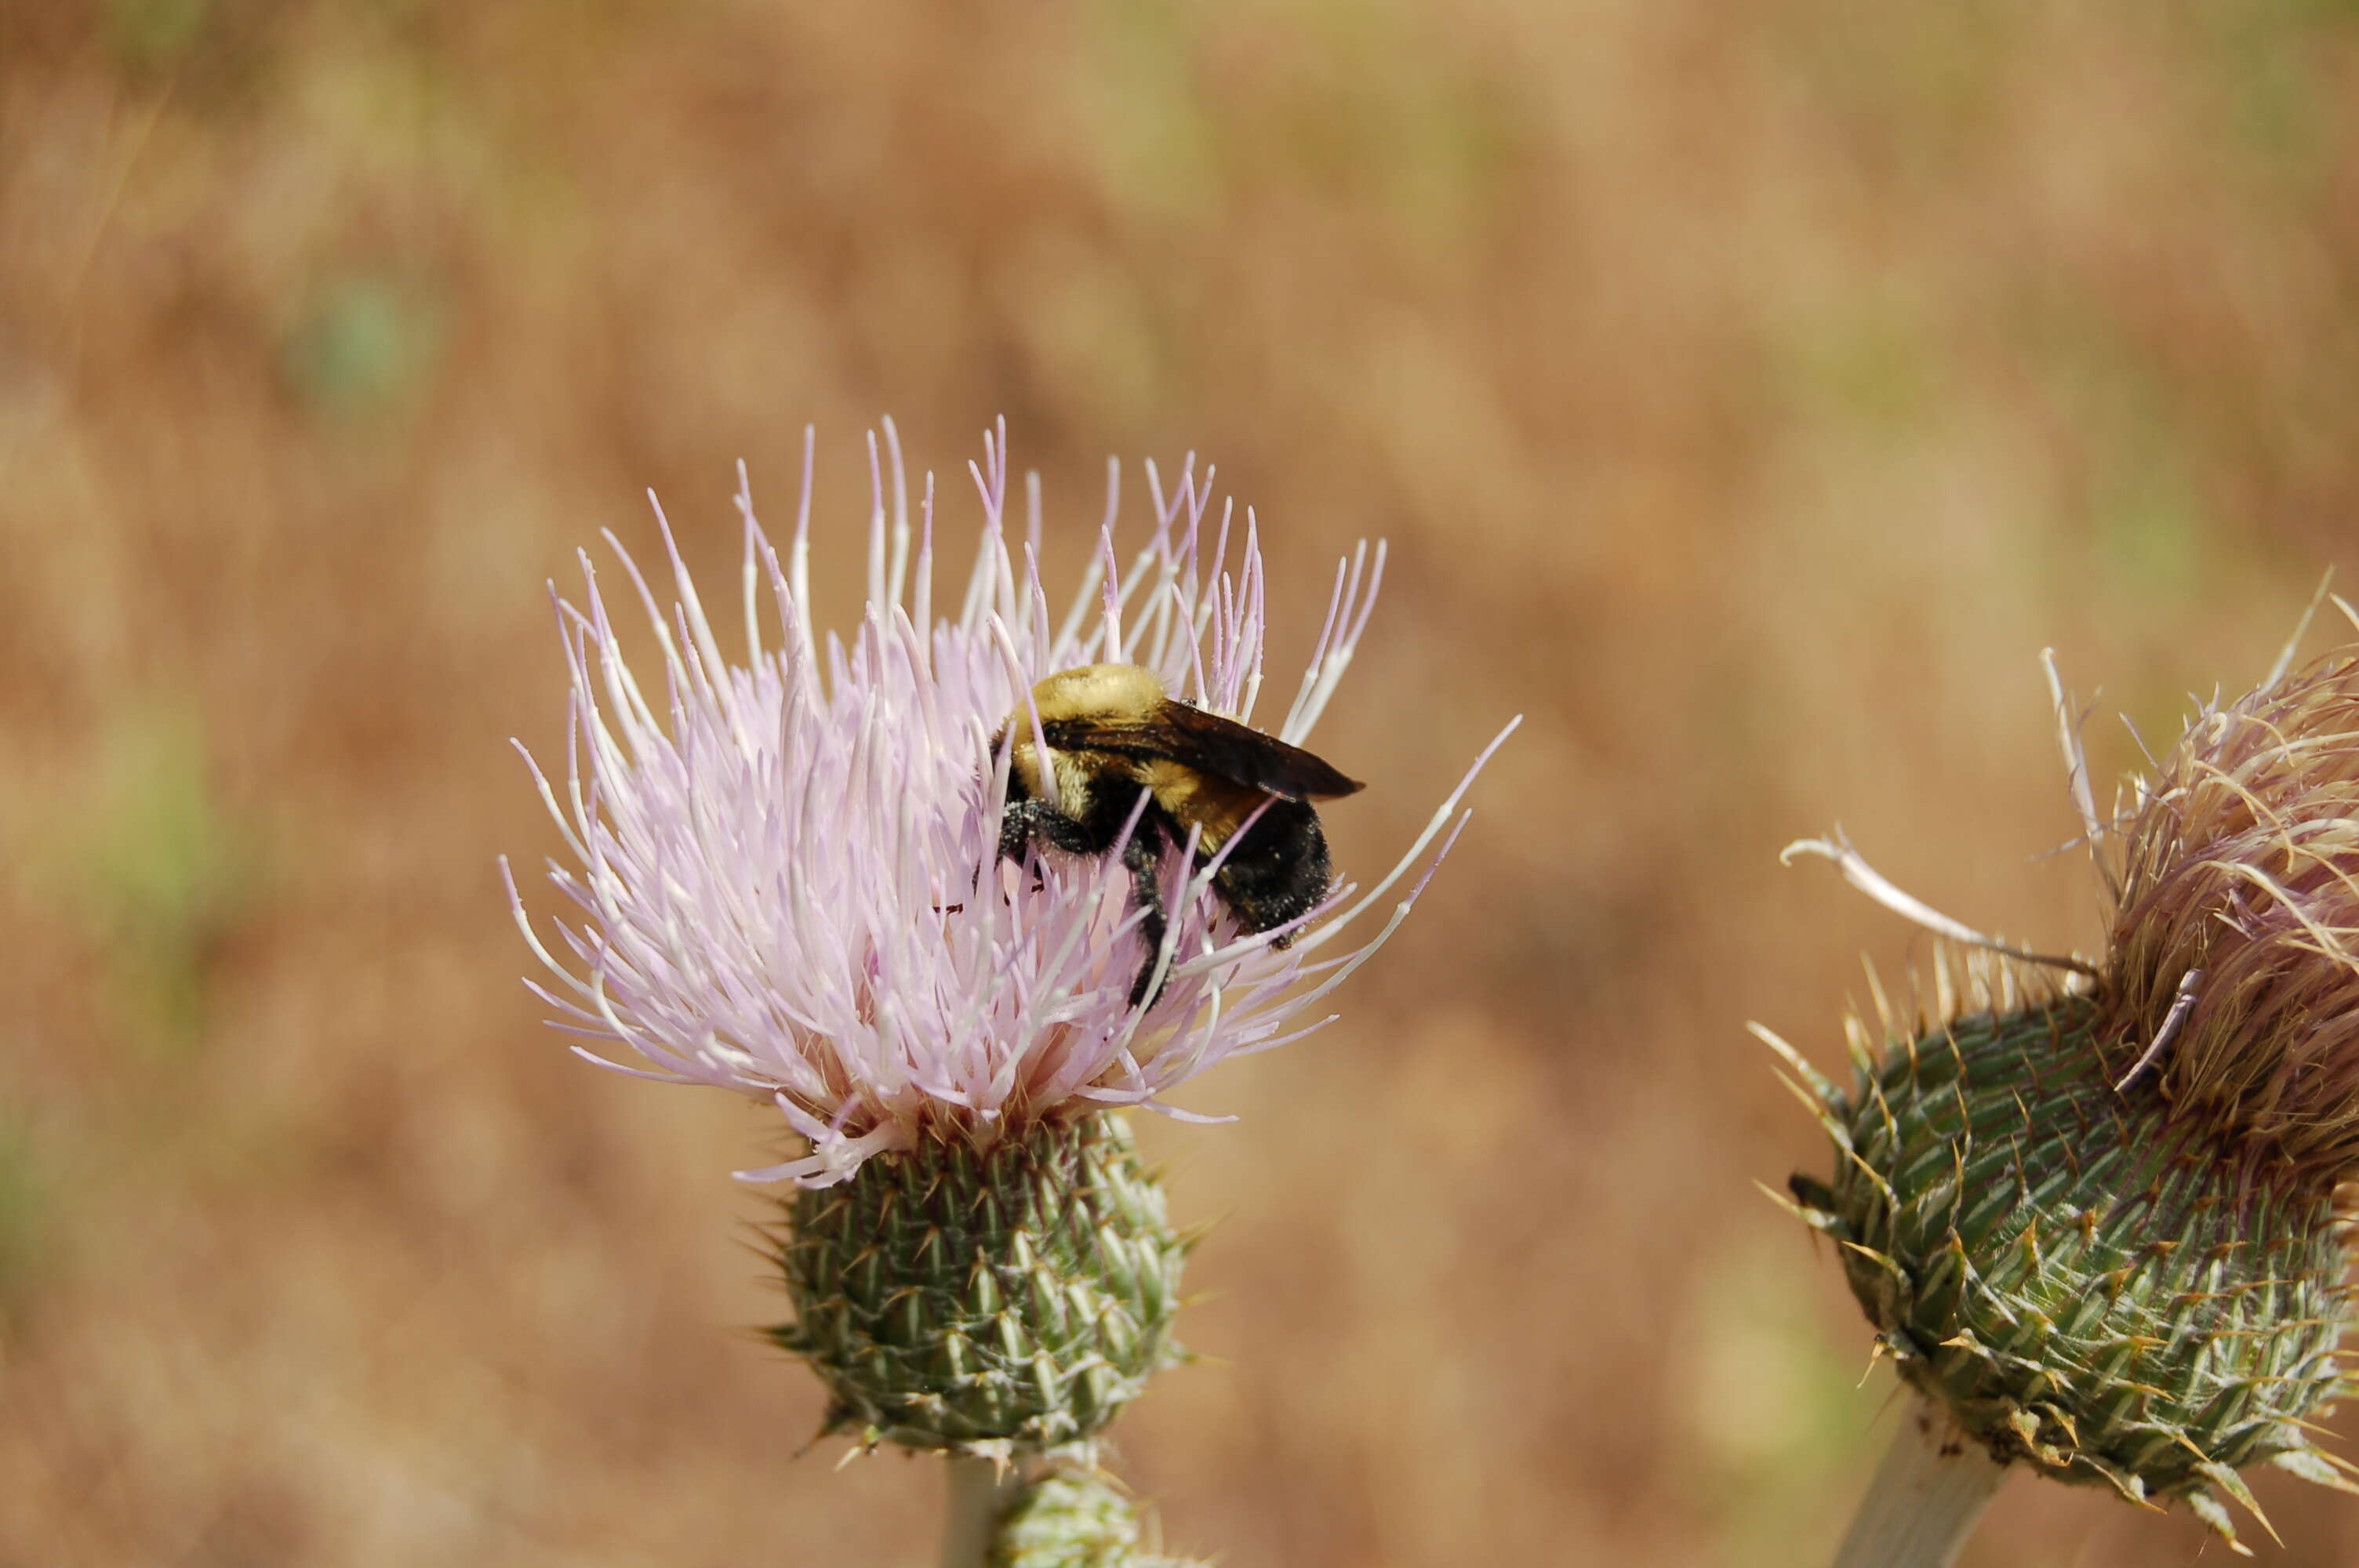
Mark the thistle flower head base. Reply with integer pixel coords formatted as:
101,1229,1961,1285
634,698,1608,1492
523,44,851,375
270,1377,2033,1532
1777,975,2352,1549
771,1110,1187,1455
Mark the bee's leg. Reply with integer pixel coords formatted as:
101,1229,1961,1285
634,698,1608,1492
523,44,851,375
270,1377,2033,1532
992,774,1069,892
996,800,1039,868
996,769,1041,865
997,769,1128,861
1001,799,1120,862
1121,828,1170,1010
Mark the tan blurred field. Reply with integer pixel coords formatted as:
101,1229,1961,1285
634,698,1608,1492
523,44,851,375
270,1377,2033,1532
5,2,2359,1563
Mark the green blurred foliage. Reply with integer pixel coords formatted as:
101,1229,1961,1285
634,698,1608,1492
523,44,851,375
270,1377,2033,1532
71,705,256,1054
105,0,208,74
284,271,443,419
1681,1235,1878,1567
0,1111,51,1330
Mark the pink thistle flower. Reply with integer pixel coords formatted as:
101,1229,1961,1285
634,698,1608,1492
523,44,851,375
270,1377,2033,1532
506,422,1511,1186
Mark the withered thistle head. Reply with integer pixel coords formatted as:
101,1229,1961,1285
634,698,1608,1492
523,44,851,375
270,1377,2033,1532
1779,635,2359,1551
2101,649,2359,1181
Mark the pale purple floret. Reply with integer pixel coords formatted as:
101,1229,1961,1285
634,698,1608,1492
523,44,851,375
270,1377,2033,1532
506,421,1511,1185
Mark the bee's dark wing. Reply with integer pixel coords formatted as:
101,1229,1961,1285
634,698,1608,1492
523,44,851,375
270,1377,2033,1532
1148,702,1364,800
1040,701,1362,800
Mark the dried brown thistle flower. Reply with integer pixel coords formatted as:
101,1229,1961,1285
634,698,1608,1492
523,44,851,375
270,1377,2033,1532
2099,649,2359,1180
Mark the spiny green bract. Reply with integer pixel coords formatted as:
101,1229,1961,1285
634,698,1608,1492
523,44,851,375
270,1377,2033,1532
772,1111,1189,1454
1788,996,2355,1546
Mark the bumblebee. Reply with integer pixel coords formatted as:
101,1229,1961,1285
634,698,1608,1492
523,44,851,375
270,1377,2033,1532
991,663,1364,1007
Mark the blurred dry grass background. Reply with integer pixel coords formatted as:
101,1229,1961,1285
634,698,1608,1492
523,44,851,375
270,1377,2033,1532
5,0,2359,1563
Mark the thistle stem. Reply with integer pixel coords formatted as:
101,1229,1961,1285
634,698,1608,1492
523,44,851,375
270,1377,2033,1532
1832,1405,2008,1568
940,1454,1022,1568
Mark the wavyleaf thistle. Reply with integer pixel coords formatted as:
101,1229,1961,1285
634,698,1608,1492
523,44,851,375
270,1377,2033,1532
507,421,1508,1463
1782,642,2359,1555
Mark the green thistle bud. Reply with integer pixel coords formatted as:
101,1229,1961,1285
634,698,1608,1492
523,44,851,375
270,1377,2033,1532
771,1111,1189,1455
992,1468,1142,1568
989,1465,1207,1568
1783,646,2359,1552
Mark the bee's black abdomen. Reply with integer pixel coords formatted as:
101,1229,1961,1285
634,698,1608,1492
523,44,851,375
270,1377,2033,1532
1211,799,1333,942
991,741,1339,1007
